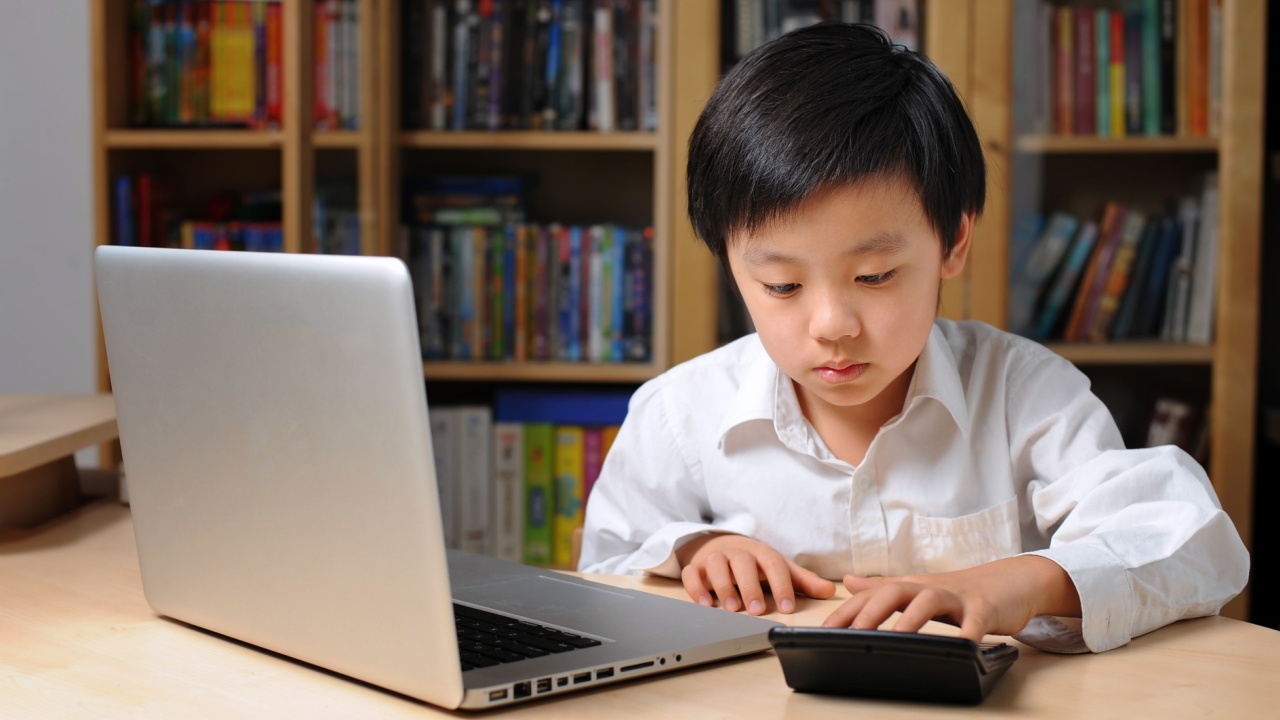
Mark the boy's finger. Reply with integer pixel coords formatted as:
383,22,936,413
891,590,953,634
849,584,913,631
787,561,837,599
757,553,797,613
843,573,891,594
680,564,714,607
822,592,873,628
728,551,768,615
703,552,742,612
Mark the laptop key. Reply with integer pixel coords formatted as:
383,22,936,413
461,652,501,668
492,639,551,658
481,648,527,664
557,635,603,649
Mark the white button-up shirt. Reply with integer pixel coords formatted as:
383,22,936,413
579,320,1248,653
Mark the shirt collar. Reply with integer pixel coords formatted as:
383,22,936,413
716,324,971,448
902,324,971,436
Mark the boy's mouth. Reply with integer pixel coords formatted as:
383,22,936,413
814,362,869,384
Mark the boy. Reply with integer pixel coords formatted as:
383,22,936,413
579,23,1248,653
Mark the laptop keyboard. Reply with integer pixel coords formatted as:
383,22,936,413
454,603,602,671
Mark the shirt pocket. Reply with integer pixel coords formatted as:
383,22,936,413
913,496,1021,574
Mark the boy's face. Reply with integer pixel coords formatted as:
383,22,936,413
726,177,972,425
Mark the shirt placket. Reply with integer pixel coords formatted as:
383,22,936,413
848,455,890,578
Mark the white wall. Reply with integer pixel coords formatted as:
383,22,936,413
0,1,95,398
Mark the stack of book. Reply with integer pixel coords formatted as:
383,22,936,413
400,0,659,132
313,0,362,130
1019,0,1221,138
429,387,629,569
1008,171,1218,345
723,0,921,65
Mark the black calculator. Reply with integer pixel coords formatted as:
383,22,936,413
768,627,1019,705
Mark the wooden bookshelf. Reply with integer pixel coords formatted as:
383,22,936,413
94,0,699,411
1014,135,1221,154
951,0,1263,620
399,131,661,152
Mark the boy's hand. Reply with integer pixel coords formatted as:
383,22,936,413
821,555,1081,642
676,533,836,615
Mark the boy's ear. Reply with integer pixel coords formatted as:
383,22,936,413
940,213,975,281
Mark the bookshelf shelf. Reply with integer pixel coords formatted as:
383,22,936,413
313,131,368,148
422,361,659,383
1014,135,1220,154
399,131,660,152
1045,342,1215,366
104,130,285,150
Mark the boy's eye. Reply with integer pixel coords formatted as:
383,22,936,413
857,269,898,286
763,283,800,297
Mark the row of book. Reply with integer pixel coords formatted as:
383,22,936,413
126,0,361,130
723,0,921,63
406,222,653,363
1008,171,1219,344
112,172,361,255
1021,0,1221,138
400,0,659,132
429,388,630,568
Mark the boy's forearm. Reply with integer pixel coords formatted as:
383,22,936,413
1010,554,1082,619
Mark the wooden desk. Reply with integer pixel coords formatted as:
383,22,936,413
2,501,1278,718
0,395,117,529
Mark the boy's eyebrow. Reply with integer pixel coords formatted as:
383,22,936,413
740,231,910,266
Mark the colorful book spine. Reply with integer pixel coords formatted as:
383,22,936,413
582,426,603,509
1095,8,1110,138
1109,10,1126,137
457,405,493,556
552,425,584,568
522,422,555,566
1032,220,1099,342
1074,7,1095,136
1089,210,1148,342
492,422,525,564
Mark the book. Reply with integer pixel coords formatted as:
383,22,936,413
1111,214,1163,340
492,421,525,564
1095,8,1110,137
1088,209,1147,342
1109,9,1126,137
522,422,555,566
1032,219,1099,341
1132,215,1182,338
1009,212,1076,337
1065,203,1126,342
552,425,584,568
1185,172,1219,344
582,426,603,508
457,404,493,555
1162,194,1200,342
428,405,462,549
1073,7,1095,136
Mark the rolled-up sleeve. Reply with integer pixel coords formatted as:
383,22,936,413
1008,354,1249,653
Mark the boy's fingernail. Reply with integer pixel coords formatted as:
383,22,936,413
698,595,712,607
725,598,740,612
749,600,764,615
781,599,795,613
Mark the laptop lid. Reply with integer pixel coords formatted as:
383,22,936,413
96,246,781,710
96,246,464,706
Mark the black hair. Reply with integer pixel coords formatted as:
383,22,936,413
687,23,986,268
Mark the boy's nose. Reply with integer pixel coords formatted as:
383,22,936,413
807,287,861,342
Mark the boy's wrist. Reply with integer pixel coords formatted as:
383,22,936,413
1013,554,1083,619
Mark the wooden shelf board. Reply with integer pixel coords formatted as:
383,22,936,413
1044,342,1215,365
314,130,368,148
423,361,660,383
1014,135,1219,154
400,131,659,152
105,129,284,149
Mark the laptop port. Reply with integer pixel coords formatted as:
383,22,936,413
536,678,552,694
573,672,591,684
488,689,508,702
620,661,655,673
596,668,615,679
557,677,569,687
513,681,532,699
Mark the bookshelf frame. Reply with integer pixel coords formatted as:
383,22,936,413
947,0,1263,619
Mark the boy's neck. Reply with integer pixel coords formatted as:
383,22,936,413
794,362,917,467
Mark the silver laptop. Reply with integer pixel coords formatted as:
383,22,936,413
95,245,779,709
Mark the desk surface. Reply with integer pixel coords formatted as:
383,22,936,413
0,394,117,476
2,501,1278,718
